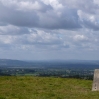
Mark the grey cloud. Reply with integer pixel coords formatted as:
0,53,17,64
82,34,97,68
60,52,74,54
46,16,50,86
0,0,52,12
0,25,30,35
0,5,39,27
0,0,99,30
38,8,81,29
82,20,99,30
0,22,8,26
0,27,98,60
0,0,81,29
59,0,99,14
34,0,53,12
19,32,63,45
70,31,99,50
0,0,99,60
0,43,13,50
0,29,63,46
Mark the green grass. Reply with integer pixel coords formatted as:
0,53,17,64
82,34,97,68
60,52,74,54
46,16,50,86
0,76,99,99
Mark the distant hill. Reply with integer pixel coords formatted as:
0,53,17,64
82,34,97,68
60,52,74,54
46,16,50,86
0,59,32,67
0,59,99,69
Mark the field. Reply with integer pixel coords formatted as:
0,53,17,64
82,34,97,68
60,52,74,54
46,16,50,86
0,76,99,99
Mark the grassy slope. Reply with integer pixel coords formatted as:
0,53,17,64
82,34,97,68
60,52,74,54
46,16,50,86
0,76,99,99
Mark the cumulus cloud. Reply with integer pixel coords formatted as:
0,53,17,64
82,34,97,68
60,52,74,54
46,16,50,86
73,35,88,41
0,25,30,35
0,0,81,29
0,0,52,12
0,0,99,30
0,29,62,46
0,0,99,60
0,5,39,27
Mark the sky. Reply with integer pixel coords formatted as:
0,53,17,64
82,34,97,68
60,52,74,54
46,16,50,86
0,0,99,60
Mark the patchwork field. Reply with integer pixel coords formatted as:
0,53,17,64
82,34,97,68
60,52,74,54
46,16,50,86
0,76,99,99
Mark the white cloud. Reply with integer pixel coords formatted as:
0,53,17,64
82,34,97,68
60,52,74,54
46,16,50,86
0,0,81,29
0,0,52,12
18,1,42,11
0,25,29,35
0,0,99,60
0,28,63,46
0,35,13,44
0,0,99,30
73,35,88,41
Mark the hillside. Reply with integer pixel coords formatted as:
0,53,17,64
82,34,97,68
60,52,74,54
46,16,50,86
0,76,99,99
0,59,99,69
0,59,32,67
